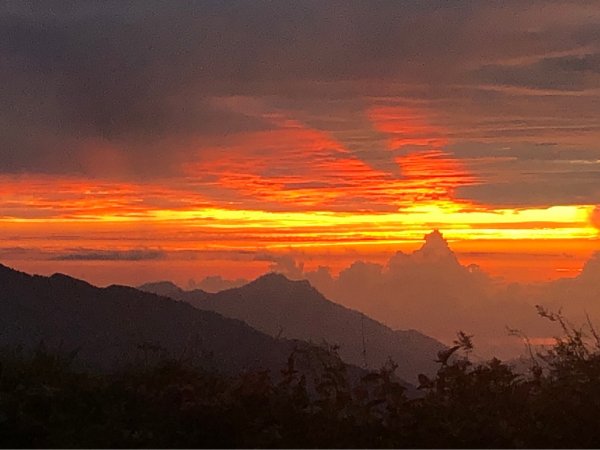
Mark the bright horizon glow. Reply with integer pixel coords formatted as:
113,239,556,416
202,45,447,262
1,187,598,286
1,92,599,286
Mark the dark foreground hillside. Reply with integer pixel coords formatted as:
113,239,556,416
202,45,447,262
3,319,600,449
0,263,303,374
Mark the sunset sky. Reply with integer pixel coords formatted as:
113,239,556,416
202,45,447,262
1,1,599,287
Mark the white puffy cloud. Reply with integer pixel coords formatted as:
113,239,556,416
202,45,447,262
274,231,600,359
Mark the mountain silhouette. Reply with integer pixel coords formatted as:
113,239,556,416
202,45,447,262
138,281,210,303
140,272,446,381
0,263,305,373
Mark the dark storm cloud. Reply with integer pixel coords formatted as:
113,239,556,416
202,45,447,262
447,141,600,206
0,0,599,190
475,53,600,91
1,2,277,176
448,142,600,162
455,175,600,207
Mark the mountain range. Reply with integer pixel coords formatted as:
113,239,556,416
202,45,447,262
0,258,446,383
140,272,445,381
0,263,301,374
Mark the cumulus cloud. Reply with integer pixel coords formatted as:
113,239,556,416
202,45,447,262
254,253,305,279
270,230,600,359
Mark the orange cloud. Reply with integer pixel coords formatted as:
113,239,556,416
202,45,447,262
394,150,478,203
184,108,476,212
0,175,212,220
1,104,598,286
368,106,448,151
591,206,600,231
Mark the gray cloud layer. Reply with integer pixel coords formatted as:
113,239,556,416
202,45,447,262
52,249,166,261
1,1,599,205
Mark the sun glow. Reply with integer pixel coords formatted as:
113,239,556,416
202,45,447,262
1,103,599,284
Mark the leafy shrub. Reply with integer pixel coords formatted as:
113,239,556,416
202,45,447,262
4,310,600,448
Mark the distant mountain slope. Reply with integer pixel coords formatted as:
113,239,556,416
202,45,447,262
140,273,446,381
0,264,301,374
138,281,210,303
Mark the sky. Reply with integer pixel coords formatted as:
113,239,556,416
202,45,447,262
1,0,600,290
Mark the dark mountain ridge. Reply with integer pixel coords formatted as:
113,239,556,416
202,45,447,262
0,263,301,374
141,272,446,381
138,280,210,303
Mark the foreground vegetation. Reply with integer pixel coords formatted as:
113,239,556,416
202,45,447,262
3,313,600,448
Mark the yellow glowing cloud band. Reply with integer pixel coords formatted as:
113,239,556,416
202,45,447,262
4,204,594,244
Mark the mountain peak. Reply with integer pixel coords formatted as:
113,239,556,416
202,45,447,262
49,272,94,289
248,272,313,291
137,281,186,297
251,272,294,286
0,263,27,282
0,263,15,274
139,280,181,290
257,272,289,281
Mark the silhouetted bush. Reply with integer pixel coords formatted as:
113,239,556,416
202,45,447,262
4,311,600,448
